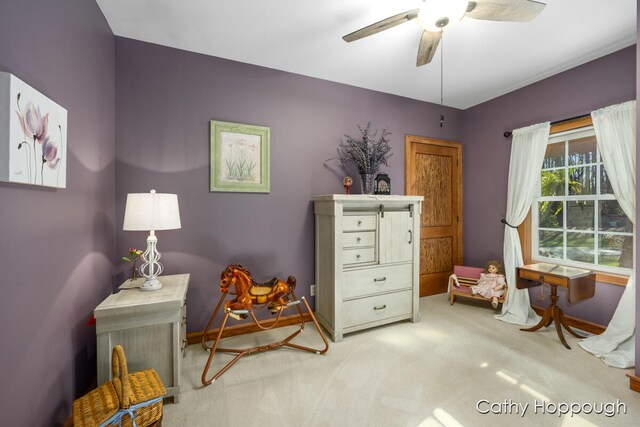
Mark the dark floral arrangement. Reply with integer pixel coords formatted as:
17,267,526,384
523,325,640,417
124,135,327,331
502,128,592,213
333,122,393,175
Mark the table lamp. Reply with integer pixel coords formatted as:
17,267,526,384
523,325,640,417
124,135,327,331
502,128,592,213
123,189,181,291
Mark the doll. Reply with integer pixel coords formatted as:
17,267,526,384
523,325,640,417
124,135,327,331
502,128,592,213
471,260,506,308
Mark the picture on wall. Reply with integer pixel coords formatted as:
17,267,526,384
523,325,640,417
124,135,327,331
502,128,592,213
0,72,67,188
210,120,270,193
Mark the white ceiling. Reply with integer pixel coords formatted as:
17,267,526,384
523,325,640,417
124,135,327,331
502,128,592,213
97,0,636,110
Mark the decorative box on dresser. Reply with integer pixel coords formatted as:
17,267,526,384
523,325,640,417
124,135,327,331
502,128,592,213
313,195,423,342
94,274,189,402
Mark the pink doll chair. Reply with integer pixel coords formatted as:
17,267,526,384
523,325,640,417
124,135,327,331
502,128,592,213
448,265,508,308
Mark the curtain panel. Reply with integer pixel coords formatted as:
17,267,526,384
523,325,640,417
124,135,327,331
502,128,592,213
579,100,636,368
496,122,550,325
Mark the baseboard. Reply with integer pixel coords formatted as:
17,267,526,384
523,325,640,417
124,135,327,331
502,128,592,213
628,373,640,393
531,305,606,335
187,313,313,345
189,305,603,344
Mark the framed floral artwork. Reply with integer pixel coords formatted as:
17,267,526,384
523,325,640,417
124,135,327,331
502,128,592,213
0,72,67,188
210,120,270,193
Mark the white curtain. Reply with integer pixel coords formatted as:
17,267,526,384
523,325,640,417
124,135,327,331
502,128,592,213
496,122,550,325
579,100,636,368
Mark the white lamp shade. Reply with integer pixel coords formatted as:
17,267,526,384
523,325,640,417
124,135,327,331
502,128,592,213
123,190,181,231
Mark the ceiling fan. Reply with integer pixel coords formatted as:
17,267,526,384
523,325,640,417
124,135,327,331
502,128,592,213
343,0,547,66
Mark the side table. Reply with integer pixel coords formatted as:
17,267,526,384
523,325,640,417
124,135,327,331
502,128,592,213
94,274,189,402
516,264,595,349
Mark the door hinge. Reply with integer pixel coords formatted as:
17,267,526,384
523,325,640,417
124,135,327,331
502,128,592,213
409,204,414,218
379,204,385,218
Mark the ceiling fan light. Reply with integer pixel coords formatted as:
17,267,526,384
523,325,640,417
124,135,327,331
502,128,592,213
418,0,469,32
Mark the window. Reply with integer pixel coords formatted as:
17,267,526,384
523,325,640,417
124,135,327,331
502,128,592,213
531,122,633,275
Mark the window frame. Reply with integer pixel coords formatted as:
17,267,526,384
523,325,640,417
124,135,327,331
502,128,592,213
518,116,630,286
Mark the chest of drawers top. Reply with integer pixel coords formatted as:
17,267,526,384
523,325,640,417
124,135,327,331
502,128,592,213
312,194,423,210
95,274,189,318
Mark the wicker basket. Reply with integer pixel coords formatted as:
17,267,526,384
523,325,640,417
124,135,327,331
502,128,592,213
73,345,166,427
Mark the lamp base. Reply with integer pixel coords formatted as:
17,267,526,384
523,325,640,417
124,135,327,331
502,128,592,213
140,277,163,291
139,232,164,291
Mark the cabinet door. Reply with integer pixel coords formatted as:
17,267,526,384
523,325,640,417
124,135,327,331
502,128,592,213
379,211,413,263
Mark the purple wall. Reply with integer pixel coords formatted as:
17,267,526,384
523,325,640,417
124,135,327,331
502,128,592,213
114,37,463,332
462,46,636,326
0,4,634,418
0,1,115,425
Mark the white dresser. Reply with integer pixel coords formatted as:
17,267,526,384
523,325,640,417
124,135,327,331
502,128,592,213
313,195,422,342
94,274,189,402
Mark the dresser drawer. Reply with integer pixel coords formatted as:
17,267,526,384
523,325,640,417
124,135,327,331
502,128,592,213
343,264,412,299
343,290,412,328
343,247,376,265
343,214,377,231
343,231,376,248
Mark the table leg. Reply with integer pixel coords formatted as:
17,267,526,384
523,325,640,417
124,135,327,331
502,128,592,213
521,284,576,349
554,308,571,349
545,315,554,327
521,305,552,332
559,310,586,339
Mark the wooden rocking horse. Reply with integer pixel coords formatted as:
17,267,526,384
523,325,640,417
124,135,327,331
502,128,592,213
201,264,329,386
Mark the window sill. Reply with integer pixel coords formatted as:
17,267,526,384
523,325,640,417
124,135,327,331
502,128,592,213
595,272,629,286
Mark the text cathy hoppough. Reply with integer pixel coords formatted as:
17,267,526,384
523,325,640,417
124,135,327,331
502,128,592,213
476,399,627,418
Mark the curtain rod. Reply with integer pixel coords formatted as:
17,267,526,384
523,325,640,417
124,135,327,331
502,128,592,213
503,114,590,138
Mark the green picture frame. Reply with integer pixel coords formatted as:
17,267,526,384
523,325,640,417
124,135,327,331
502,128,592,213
210,120,270,193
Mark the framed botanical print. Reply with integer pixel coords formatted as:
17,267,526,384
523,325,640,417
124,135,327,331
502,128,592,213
210,120,270,193
0,72,68,188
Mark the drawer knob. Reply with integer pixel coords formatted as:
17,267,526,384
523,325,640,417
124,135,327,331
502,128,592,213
373,277,387,282
539,274,545,281
357,220,362,226
356,254,361,259
373,305,387,311
356,237,361,243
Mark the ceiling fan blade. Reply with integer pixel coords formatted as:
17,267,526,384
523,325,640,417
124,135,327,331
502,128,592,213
343,9,420,42
465,0,546,22
416,30,441,67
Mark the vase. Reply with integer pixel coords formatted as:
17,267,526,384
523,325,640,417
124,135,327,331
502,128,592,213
360,173,375,194
130,262,138,281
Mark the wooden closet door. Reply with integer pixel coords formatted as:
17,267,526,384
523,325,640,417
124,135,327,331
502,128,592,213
405,136,462,296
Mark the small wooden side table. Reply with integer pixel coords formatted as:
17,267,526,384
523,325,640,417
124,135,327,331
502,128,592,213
95,274,189,402
516,264,595,349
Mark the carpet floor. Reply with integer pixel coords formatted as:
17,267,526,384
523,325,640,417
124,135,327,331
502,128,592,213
163,295,639,426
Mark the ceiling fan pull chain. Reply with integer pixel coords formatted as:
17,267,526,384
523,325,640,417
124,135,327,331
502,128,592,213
439,28,444,128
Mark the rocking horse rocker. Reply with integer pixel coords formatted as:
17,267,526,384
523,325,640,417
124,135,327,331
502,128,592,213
201,264,329,385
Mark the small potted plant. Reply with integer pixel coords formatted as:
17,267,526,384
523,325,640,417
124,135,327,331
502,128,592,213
123,247,143,281
332,122,392,194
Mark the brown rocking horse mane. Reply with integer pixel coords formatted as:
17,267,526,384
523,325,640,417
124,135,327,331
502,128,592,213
227,263,296,290
230,263,251,276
